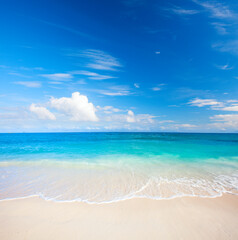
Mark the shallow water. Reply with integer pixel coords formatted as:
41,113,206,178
0,133,238,203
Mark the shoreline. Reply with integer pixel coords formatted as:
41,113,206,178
0,194,238,240
0,191,230,204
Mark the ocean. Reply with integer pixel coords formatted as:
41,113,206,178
0,132,238,203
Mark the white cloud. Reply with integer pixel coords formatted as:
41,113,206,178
98,85,131,96
30,104,56,120
100,91,130,96
192,1,236,35
193,0,234,19
9,72,32,78
105,110,156,124
50,92,98,122
71,70,116,80
41,73,73,81
212,40,238,55
188,98,222,107
216,64,233,70
173,124,197,128
126,110,136,122
125,110,156,123
76,79,87,84
221,105,238,112
152,87,161,91
36,18,92,39
189,98,238,112
134,114,155,123
170,7,199,15
210,114,238,130
76,49,122,71
155,51,160,54
151,83,166,91
97,106,122,114
211,22,229,35
14,81,42,88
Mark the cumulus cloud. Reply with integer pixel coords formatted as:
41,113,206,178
30,104,56,120
50,92,98,122
126,110,136,122
14,81,42,88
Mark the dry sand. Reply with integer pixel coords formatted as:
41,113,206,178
0,194,238,240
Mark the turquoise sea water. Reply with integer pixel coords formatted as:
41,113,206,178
0,133,238,203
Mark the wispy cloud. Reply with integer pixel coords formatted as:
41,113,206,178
34,18,93,39
212,40,238,55
192,1,236,35
99,91,130,96
71,70,116,80
188,98,222,107
221,106,238,112
73,49,122,71
168,6,199,16
173,123,197,128
8,72,32,78
14,81,42,88
151,83,166,91
211,22,230,35
105,110,156,124
152,87,161,91
41,73,73,81
192,0,235,19
189,98,238,112
210,114,238,130
216,64,233,70
98,85,131,96
97,106,122,114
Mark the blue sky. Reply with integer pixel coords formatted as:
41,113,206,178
1,0,238,132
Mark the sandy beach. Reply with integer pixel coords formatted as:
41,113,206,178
0,194,237,240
